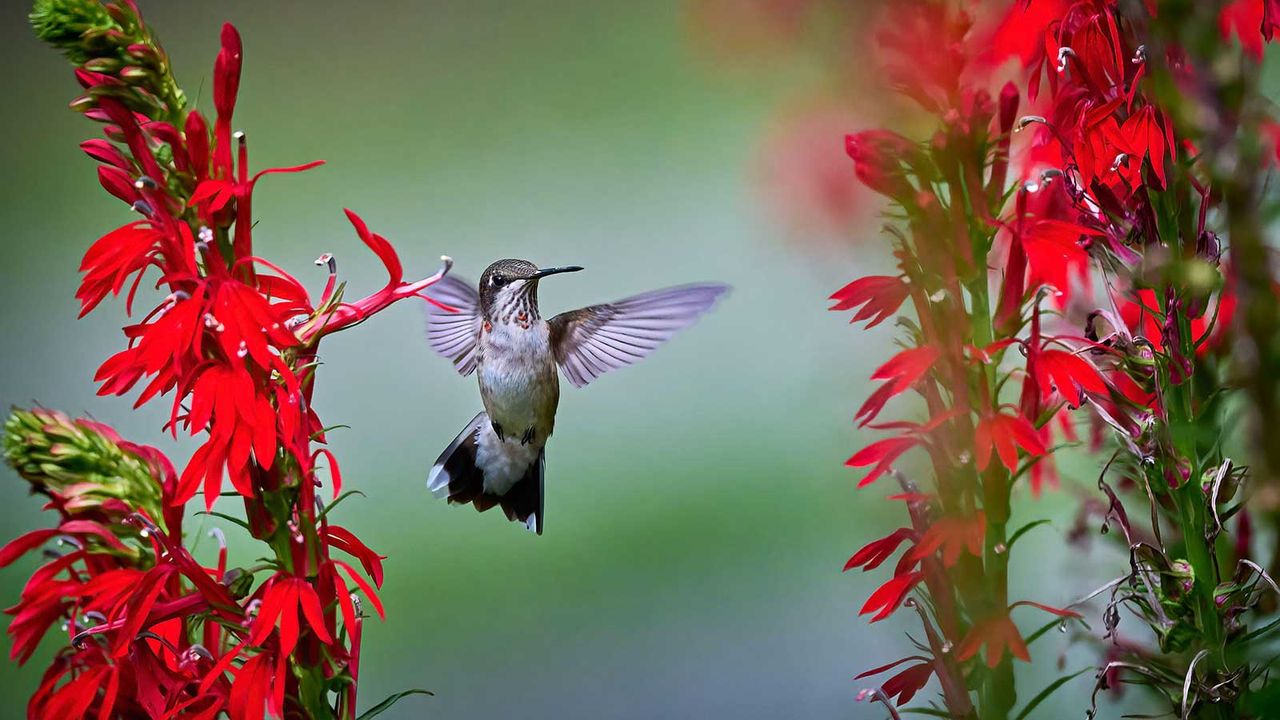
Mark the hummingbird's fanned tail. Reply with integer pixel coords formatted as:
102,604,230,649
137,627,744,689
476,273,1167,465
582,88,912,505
427,411,545,535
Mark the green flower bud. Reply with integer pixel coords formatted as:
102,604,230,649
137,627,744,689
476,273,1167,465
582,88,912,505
3,408,166,528
30,0,121,64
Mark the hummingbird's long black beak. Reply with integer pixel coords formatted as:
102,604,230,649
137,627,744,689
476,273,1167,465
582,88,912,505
530,265,584,279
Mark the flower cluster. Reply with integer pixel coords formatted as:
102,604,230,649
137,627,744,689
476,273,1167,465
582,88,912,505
835,3,1092,717
3,1,445,718
839,0,1280,717
991,0,1280,716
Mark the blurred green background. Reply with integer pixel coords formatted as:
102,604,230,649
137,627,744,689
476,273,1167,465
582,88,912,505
0,1,1165,718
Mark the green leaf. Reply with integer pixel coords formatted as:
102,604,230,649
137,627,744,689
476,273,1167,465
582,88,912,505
1013,667,1091,720
357,689,434,720
319,490,367,521
1025,614,1092,647
1006,519,1052,551
196,510,250,531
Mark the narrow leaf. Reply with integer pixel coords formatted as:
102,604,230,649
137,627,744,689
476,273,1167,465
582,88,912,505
196,511,251,531
357,689,434,720
1006,519,1051,550
1014,667,1092,720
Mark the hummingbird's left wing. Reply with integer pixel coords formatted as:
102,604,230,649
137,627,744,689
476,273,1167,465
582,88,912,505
548,283,729,388
423,274,482,376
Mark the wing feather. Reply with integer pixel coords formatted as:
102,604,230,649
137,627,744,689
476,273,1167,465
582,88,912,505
548,283,729,388
423,274,482,376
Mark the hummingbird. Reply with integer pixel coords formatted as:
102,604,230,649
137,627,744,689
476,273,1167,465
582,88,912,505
423,259,729,534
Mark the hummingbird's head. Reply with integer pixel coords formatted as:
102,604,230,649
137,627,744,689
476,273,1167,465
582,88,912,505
478,259,583,321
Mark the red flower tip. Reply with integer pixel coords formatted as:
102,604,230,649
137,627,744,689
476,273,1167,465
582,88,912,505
213,24,243,119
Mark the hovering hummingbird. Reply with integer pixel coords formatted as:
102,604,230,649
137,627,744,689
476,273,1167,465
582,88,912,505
423,259,728,534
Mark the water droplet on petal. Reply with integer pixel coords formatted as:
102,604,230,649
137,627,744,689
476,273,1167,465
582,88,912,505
1058,620,1069,633
236,341,249,358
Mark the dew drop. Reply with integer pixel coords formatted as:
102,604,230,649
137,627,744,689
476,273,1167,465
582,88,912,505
940,641,953,653
1100,522,1110,535
139,528,150,539
994,543,1007,555
236,341,248,358
1058,620,1069,633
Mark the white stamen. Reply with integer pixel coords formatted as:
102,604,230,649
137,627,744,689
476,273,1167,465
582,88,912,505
1057,46,1075,72
1015,115,1047,133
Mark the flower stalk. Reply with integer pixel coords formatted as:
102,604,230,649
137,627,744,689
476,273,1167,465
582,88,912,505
2,2,443,718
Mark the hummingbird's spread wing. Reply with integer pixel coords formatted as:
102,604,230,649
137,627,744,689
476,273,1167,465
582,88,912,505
548,283,730,388
423,274,482,376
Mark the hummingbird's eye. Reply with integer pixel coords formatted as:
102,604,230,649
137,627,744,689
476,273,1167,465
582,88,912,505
491,274,508,287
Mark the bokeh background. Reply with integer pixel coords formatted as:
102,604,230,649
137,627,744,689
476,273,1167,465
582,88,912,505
1,1,1253,718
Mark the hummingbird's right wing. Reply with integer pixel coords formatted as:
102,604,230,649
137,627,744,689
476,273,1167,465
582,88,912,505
548,283,729,388
423,274,482,376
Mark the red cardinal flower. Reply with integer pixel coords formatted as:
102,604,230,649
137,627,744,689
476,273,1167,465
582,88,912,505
956,613,1029,668
910,512,985,567
848,410,962,487
5,9,439,719
845,131,919,201
845,528,915,572
829,275,910,328
860,569,924,623
855,655,935,705
1032,347,1110,407
856,346,941,426
974,410,1047,472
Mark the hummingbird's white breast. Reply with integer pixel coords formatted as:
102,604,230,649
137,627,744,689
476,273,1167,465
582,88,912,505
475,319,559,495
